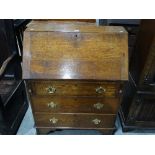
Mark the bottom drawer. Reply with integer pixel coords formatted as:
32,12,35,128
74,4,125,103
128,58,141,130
35,113,116,128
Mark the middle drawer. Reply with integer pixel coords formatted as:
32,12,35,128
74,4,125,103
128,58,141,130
31,96,120,114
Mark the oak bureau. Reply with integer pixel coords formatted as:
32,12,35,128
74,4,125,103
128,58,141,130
22,20,128,134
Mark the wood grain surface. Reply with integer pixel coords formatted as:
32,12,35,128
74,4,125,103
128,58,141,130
30,96,120,114
26,20,125,32
23,21,128,81
35,113,116,128
28,80,120,97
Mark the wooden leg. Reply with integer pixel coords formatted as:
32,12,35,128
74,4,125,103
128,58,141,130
36,128,56,135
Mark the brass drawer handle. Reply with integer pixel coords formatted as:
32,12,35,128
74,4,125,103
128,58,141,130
96,86,106,94
93,102,104,110
46,86,56,94
49,117,58,124
92,118,101,125
47,102,57,109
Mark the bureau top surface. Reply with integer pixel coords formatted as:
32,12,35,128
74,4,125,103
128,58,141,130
26,21,125,33
23,21,128,80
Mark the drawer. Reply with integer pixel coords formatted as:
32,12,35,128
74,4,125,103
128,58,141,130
31,96,120,114
35,113,116,128
28,81,120,97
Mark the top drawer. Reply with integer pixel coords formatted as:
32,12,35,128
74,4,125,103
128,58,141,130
28,81,120,97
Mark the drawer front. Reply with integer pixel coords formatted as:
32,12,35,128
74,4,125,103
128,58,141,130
29,81,120,97
31,96,120,114
35,113,116,128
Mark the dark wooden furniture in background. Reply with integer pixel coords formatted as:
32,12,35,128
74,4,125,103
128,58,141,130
23,20,128,134
119,20,155,131
14,19,31,57
99,19,140,61
0,19,30,134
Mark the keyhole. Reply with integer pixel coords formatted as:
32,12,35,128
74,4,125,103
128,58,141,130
75,34,78,37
